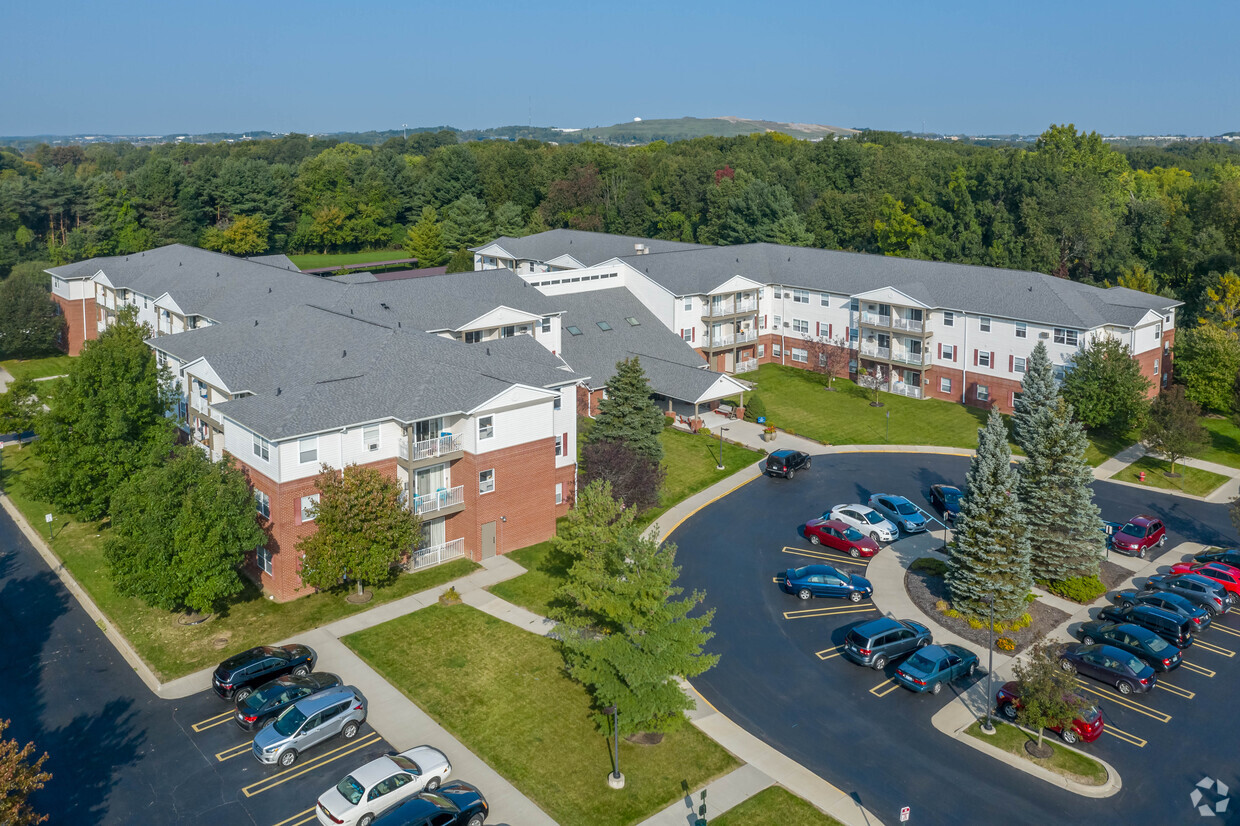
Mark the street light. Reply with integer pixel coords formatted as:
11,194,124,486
602,705,624,788
716,426,729,470
981,592,995,734
885,409,890,443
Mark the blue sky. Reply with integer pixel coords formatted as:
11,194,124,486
3,0,1237,136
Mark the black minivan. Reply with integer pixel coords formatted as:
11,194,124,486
1096,604,1194,649
764,450,811,479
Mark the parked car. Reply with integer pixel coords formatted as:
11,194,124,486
236,672,342,731
1194,548,1240,569
779,565,873,603
826,504,897,543
1109,590,1211,630
893,644,978,694
1095,603,1195,648
371,782,488,826
994,681,1103,744
1076,622,1182,671
764,450,811,479
928,484,962,521
253,685,368,767
1168,562,1240,605
1143,573,1230,616
866,494,928,533
842,617,932,669
804,518,881,558
1107,515,1167,558
1059,643,1156,695
316,746,452,826
212,644,318,701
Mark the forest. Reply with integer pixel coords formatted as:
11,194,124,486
2,125,1239,322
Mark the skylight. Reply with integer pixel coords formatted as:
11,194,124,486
597,321,613,331
625,317,640,326
566,326,582,336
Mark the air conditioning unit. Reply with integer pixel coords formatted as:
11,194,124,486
1039,331,1050,339
783,321,790,328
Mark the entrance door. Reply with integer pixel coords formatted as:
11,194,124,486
481,522,496,559
415,417,443,443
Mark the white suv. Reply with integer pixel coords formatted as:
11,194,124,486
827,504,897,543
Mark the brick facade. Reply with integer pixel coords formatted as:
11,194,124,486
1135,330,1175,395
555,463,577,516
454,438,558,560
50,294,97,355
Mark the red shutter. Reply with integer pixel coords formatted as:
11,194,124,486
991,351,995,369
563,432,568,455
764,315,768,330
953,347,958,363
827,324,832,339
938,343,943,359
692,328,696,342
1009,354,1014,372
973,349,978,366
293,498,301,525
816,321,821,336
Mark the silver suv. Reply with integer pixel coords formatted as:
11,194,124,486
252,685,367,767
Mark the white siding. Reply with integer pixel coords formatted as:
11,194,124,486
340,420,403,466
554,386,577,468
467,390,556,454
224,421,282,483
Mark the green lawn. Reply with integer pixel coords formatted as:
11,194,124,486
1109,455,1229,497
1199,417,1240,470
287,249,406,270
1082,427,1139,468
711,786,844,826
0,446,478,680
344,604,739,826
966,720,1107,785
486,539,563,618
1,354,75,381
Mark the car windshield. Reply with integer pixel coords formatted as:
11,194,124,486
1145,636,1170,653
842,527,864,541
418,791,459,813
895,502,918,515
862,511,883,524
1121,655,1143,673
245,685,282,708
1119,522,1141,536
336,775,365,805
273,705,307,736
905,653,935,672
1079,705,1100,723
942,490,961,504
390,755,421,774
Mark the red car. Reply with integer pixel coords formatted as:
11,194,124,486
1108,515,1167,558
994,681,1103,744
804,518,881,558
1169,562,1240,604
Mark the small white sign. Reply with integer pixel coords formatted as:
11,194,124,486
44,513,53,523
900,807,911,823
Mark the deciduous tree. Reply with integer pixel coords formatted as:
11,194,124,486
551,479,636,574
1198,270,1240,332
0,719,51,826
1060,334,1151,433
201,214,270,256
582,439,664,512
588,357,665,464
0,376,39,441
1173,322,1240,412
1144,385,1208,474
1011,637,1088,749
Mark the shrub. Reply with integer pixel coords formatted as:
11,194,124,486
910,557,948,576
934,600,1032,632
1040,575,1107,604
997,637,1016,651
743,394,767,423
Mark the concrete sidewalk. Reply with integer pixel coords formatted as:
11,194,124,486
1092,441,1240,504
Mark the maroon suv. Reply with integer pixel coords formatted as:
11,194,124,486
1109,515,1167,558
995,681,1104,744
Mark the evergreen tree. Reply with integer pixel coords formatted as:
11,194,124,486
403,206,447,268
0,269,65,358
588,357,664,464
1012,341,1057,450
493,201,526,237
0,377,40,441
444,248,474,273
440,194,493,250
947,408,1033,624
1018,398,1105,581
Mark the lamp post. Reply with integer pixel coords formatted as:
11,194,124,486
716,426,729,470
981,592,995,734
885,409,890,443
602,705,624,788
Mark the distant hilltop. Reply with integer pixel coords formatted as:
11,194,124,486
548,116,861,144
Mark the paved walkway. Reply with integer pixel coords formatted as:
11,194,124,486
1091,439,1240,504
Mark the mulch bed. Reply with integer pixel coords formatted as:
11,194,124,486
1099,560,1132,590
905,570,1070,656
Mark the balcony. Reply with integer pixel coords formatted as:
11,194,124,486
398,434,464,469
890,350,929,367
405,537,466,571
734,358,758,373
703,298,759,319
860,343,891,360
735,329,758,344
411,485,466,517
709,334,734,348
892,316,924,333
859,311,890,328
889,383,922,399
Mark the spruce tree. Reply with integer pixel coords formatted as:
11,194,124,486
1018,398,1104,581
404,206,447,268
1013,341,1056,450
589,357,665,464
947,407,1033,624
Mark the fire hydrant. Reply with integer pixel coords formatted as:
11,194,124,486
1138,470,1146,482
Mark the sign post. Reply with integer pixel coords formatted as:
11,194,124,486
900,806,911,823
44,513,53,541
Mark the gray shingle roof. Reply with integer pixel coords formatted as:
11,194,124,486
478,229,708,266
246,253,300,271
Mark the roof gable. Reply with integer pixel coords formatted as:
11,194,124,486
456,305,544,332
709,274,764,296
852,286,931,308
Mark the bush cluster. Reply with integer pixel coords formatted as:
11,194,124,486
910,557,948,576
1039,575,1107,604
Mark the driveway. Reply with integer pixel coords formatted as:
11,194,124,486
673,451,1239,826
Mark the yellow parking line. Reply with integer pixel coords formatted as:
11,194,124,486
1194,640,1236,658
1180,661,1216,677
271,808,317,826
1210,624,1240,639
1155,682,1195,699
243,733,380,798
1103,724,1147,748
783,606,876,620
869,678,901,698
192,710,235,732
781,546,868,566
1074,680,1170,722
215,741,253,763
816,647,845,660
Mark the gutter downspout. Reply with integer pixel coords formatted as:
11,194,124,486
960,310,968,404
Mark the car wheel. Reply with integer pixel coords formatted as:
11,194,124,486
872,655,887,670
1138,547,1146,559
850,548,861,559
804,458,811,468
1158,535,1167,547
1117,680,1133,695
849,591,863,603
787,468,795,480
278,749,298,767
870,532,881,543
1081,635,1095,646
342,721,360,740
358,815,375,826
425,777,441,792
1059,660,1075,673
466,814,485,826
798,588,812,601
1119,600,1134,610
1060,729,1079,745
1228,593,1238,607
931,681,943,695
1001,703,1018,721
966,662,976,677
810,534,821,545
291,665,309,677
234,687,252,703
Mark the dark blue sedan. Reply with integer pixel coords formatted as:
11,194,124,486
894,643,978,694
929,484,962,521
779,565,873,603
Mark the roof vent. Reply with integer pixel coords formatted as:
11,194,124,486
276,387,281,396
350,308,354,315
179,262,182,266
268,287,272,293
380,302,390,310
397,321,401,328
342,349,347,358
486,347,491,356
788,256,791,262
216,272,219,277
254,320,258,326
1028,286,1033,291
736,257,740,263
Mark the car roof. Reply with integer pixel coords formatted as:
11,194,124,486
771,449,796,458
348,754,402,787
1132,604,1181,621
852,617,903,636
375,797,441,823
1126,515,1157,526
1111,622,1158,639
792,564,841,577
875,493,910,503
292,685,357,715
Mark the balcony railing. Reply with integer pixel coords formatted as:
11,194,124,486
411,485,465,516
735,329,758,344
708,300,735,316
399,433,462,462
710,334,734,348
892,316,924,333
889,383,922,399
405,537,466,571
860,311,890,327
890,350,929,366
860,343,891,360
734,358,759,373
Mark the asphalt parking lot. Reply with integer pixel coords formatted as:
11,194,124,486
674,451,1240,826
0,505,392,826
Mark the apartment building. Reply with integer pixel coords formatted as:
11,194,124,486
477,231,1181,413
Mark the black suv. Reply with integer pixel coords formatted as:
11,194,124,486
373,781,489,826
1095,604,1194,649
234,672,342,730
764,450,811,479
212,644,317,701
1110,589,1211,630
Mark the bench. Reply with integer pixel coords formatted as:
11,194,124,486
714,404,737,419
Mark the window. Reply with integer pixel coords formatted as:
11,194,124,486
772,344,782,358
1012,391,1023,407
553,395,562,410
596,321,612,331
566,326,582,336
681,329,693,342
774,286,782,299
478,416,494,440
819,352,828,366
942,344,955,361
791,289,809,304
1154,323,1162,339
978,351,991,368
299,436,317,464
555,435,563,456
820,293,829,307
478,469,495,494
757,344,765,358
773,315,782,329
301,494,320,521
849,358,858,373
1013,356,1026,373
1053,364,1068,383
849,298,859,313
364,424,380,452
625,317,639,326
849,327,859,343
791,348,808,363
976,385,990,402
255,490,270,519
792,319,809,335
942,311,954,327
1054,328,1079,346
500,325,516,338
1015,321,1027,338
257,546,272,575
555,483,563,505
684,298,692,310
252,433,270,461
979,317,991,333
940,377,952,393
464,330,482,344
1153,358,1160,374
542,316,552,333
